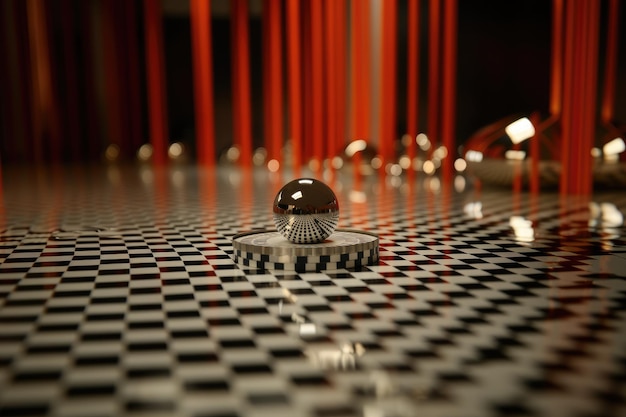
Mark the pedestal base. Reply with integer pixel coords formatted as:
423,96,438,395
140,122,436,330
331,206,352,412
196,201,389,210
232,229,379,272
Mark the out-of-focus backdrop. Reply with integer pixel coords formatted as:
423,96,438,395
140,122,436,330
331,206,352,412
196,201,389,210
0,0,625,188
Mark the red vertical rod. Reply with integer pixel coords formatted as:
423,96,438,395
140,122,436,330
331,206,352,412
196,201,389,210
286,0,303,169
572,0,585,190
231,0,242,161
550,0,564,117
302,3,313,162
427,0,441,146
325,0,337,165
262,0,271,160
559,0,574,195
379,0,398,164
407,0,419,161
582,0,599,193
262,0,283,165
560,0,598,195
575,0,589,192
311,0,324,165
350,0,371,141
334,0,347,156
231,0,253,167
441,0,457,181
601,0,619,124
190,0,216,166
262,0,271,159
571,1,586,193
270,0,285,165
143,0,169,165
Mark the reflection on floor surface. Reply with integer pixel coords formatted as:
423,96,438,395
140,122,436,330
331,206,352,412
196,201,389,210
1,165,625,417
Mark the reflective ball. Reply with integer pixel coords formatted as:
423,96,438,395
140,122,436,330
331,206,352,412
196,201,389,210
273,178,340,244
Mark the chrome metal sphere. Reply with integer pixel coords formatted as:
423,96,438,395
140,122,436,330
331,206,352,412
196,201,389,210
273,178,340,244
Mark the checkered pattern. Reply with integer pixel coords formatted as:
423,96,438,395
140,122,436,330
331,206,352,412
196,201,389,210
233,246,379,271
1,166,625,417
232,230,379,272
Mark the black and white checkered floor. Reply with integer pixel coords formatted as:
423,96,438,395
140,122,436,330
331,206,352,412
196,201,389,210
1,164,625,417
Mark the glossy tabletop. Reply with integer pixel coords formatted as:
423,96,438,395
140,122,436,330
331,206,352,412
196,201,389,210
0,164,625,417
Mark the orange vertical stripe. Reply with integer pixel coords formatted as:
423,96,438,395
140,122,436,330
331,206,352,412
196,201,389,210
559,0,574,195
263,0,283,164
191,0,216,166
407,0,419,161
231,0,253,167
349,1,358,142
550,0,564,117
573,0,585,184
570,1,585,193
262,0,271,161
286,0,302,169
325,0,337,164
350,0,371,141
576,0,590,192
379,0,397,163
143,0,169,165
582,0,599,193
441,0,457,182
427,0,441,146
302,3,313,162
262,0,271,160
335,0,347,156
231,1,242,162
275,2,284,164
311,0,323,165
560,0,598,195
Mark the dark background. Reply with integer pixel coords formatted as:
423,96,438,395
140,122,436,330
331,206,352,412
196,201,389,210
1,0,625,163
